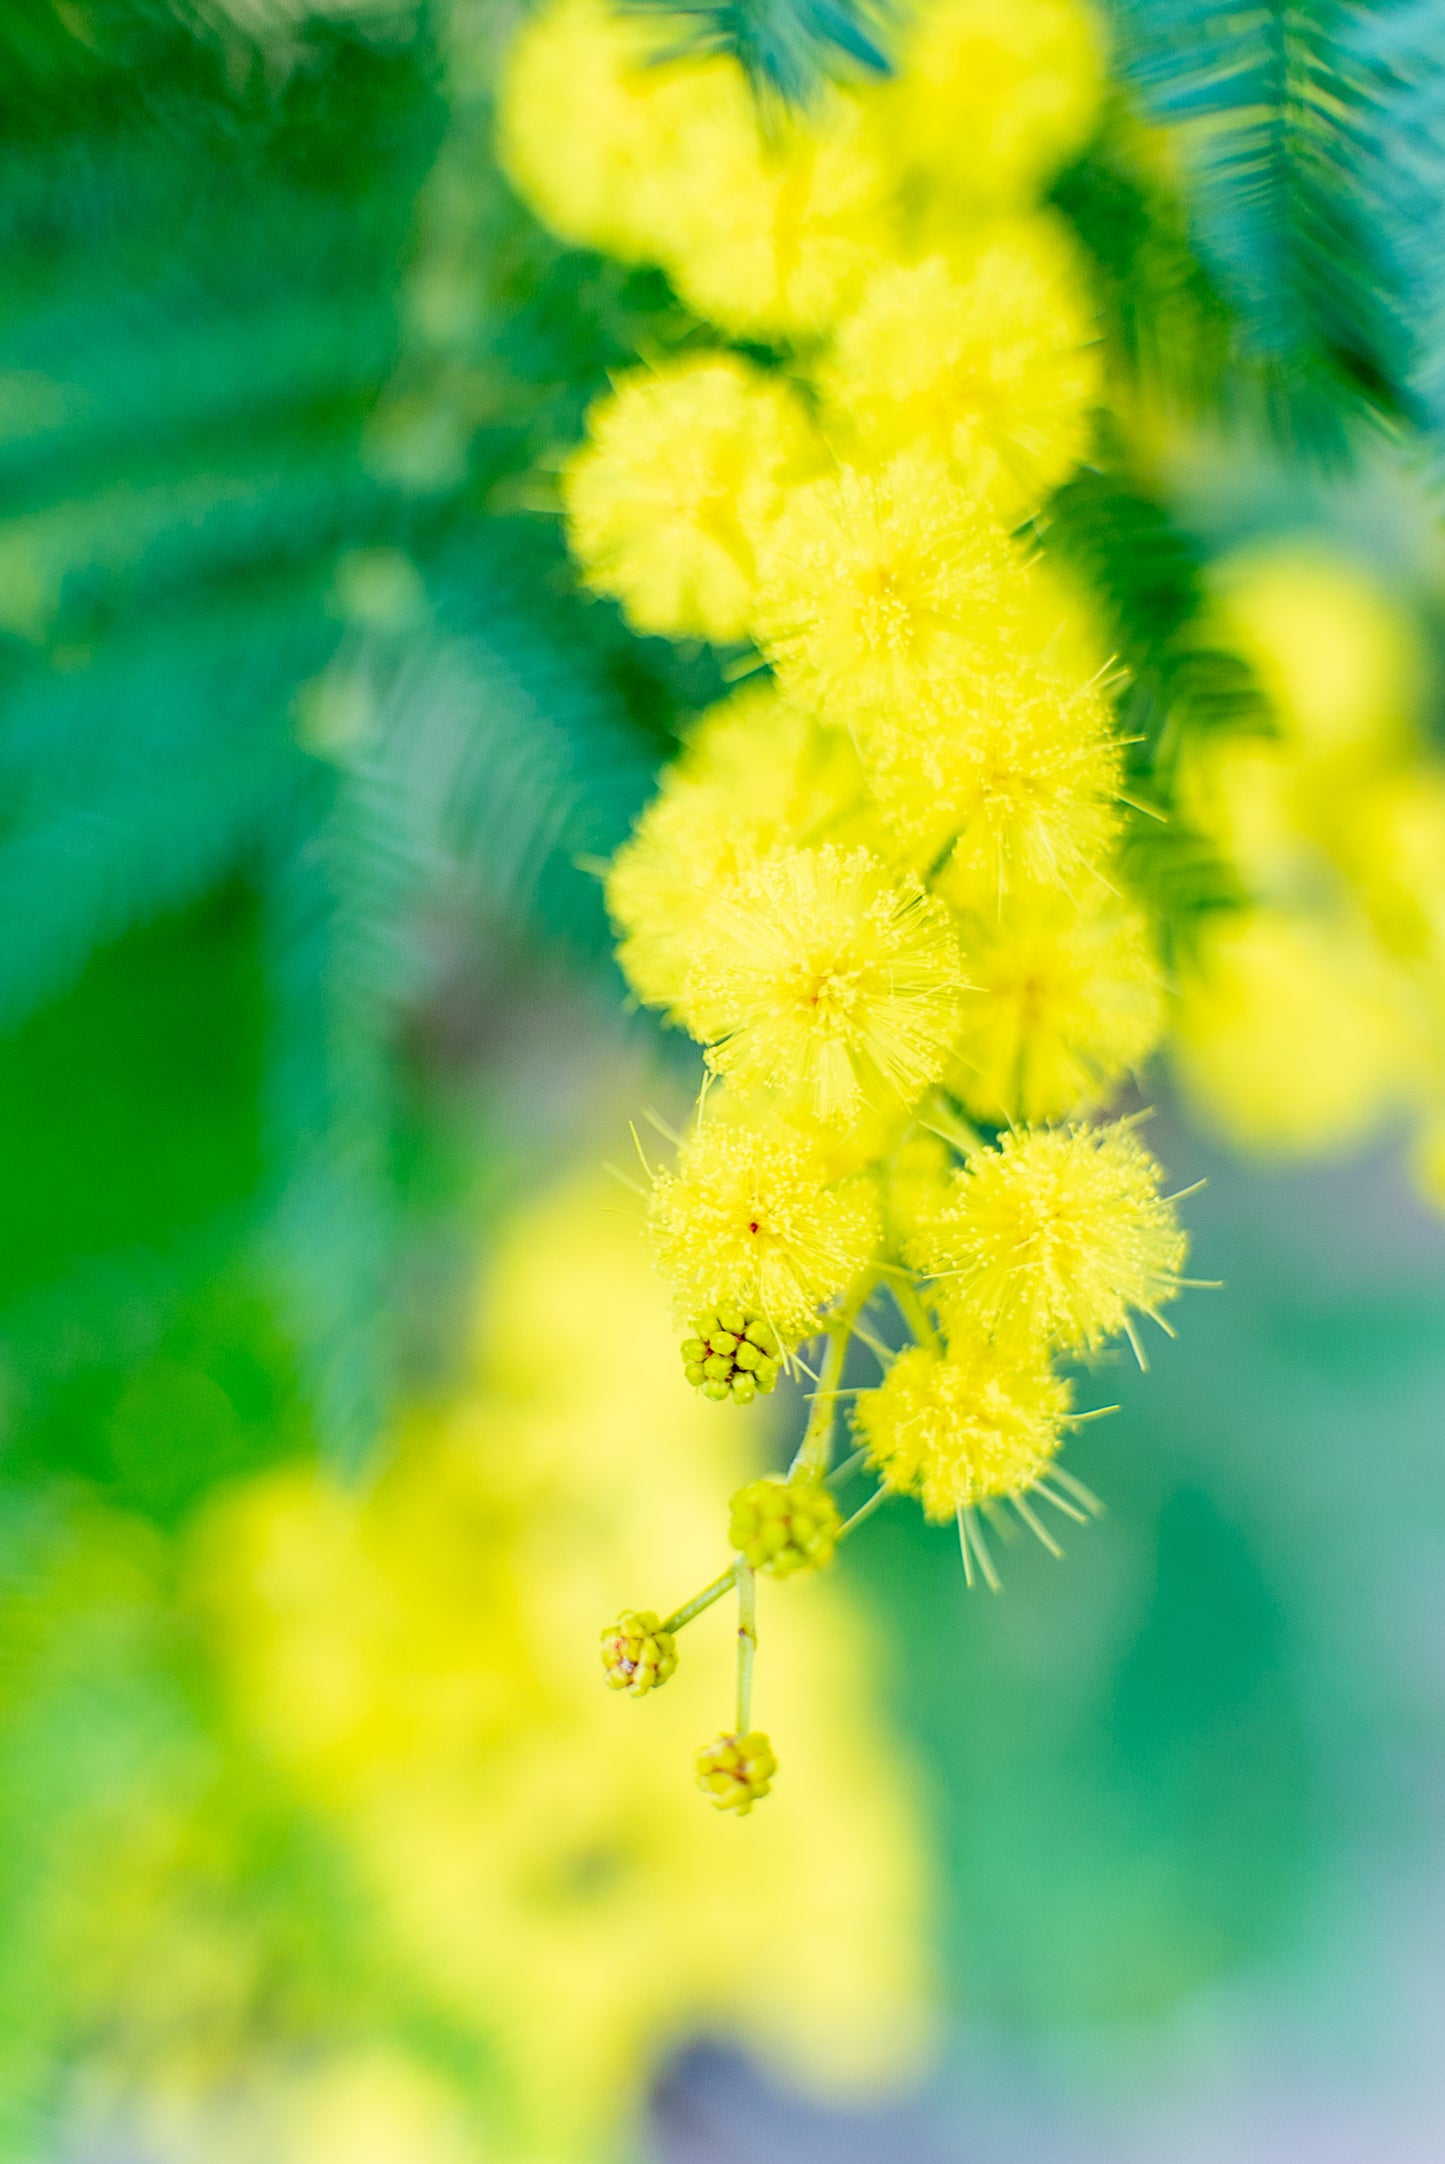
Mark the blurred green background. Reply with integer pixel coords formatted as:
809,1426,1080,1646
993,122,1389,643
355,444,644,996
3,1,1445,2158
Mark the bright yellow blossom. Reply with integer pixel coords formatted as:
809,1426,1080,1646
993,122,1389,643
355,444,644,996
657,88,896,339
857,1337,1073,1520
681,844,966,1125
946,875,1165,1121
869,0,1104,216
1210,544,1422,769
752,453,1019,726
496,0,719,263
860,650,1121,901
912,1122,1188,1359
648,1118,881,1344
605,686,877,1016
1172,908,1419,1154
818,219,1100,519
1347,768,1445,971
564,355,823,641
199,1176,933,2151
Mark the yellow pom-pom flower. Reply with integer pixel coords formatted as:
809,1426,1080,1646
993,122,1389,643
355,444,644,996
859,651,1121,901
696,1730,778,1813
680,845,966,1126
564,355,823,642
856,1338,1072,1521
728,1475,843,1576
817,221,1101,519
601,1609,679,1695
1210,544,1422,770
912,1122,1188,1360
605,686,877,1017
870,0,1104,215
496,0,718,262
649,1119,881,1346
659,89,895,340
1172,907,1418,1155
946,875,1165,1121
752,453,1019,727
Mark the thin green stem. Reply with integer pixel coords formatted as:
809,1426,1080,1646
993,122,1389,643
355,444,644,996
890,1273,940,1353
838,1484,893,1540
661,1563,737,1636
826,1445,869,1487
735,1560,757,1734
788,1273,875,1482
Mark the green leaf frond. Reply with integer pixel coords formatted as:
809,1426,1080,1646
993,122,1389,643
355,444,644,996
1036,467,1263,961
619,0,894,104
1102,0,1415,449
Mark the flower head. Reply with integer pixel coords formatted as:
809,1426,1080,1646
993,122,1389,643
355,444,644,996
856,1338,1071,1520
729,1475,842,1577
946,876,1165,1122
859,652,1121,901
649,1120,880,1346
818,221,1100,519
497,0,719,262
751,454,1019,727
1172,907,1417,1155
696,1729,778,1813
658,91,895,339
601,1609,679,1695
564,356,822,642
870,0,1103,214
912,1122,1188,1358
605,687,877,1017
681,845,966,1126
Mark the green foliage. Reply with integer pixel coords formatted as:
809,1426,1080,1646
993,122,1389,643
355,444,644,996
622,0,894,103
0,0,690,1467
1101,0,1420,447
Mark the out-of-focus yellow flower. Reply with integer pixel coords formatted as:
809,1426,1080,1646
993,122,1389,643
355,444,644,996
945,875,1166,1122
496,0,720,262
680,844,966,1126
499,0,894,338
1172,908,1420,1154
1209,545,1423,769
817,218,1100,519
605,686,878,1018
563,355,823,641
868,0,1105,216
196,1178,934,2159
656,88,897,340
1348,768,1445,971
649,1118,881,1344
857,1337,1072,1520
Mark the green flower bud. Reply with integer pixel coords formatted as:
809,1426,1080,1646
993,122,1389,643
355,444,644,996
680,1309,785,1405
727,1475,842,1577
696,1730,777,1813
601,1609,678,1696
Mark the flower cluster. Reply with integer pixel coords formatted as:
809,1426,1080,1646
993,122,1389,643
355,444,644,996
500,0,1192,1802
1170,543,1445,1206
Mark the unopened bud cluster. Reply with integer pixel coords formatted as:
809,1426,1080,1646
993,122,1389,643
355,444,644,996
681,1309,781,1403
696,1729,777,1814
600,1608,678,1695
729,1474,841,1577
